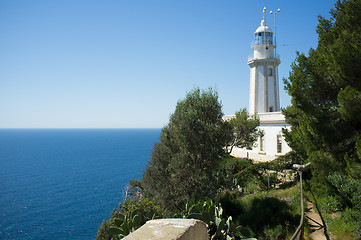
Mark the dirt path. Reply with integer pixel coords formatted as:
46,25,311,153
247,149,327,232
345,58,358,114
306,201,331,240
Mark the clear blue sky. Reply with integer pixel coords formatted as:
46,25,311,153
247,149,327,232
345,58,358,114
0,0,335,128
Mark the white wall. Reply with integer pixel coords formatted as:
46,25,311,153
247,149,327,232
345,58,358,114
253,45,275,59
257,65,265,113
249,67,256,115
228,112,291,162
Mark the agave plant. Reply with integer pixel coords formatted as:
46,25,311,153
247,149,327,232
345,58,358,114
108,211,142,239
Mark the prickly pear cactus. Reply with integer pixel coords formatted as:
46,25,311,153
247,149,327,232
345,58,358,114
180,200,257,240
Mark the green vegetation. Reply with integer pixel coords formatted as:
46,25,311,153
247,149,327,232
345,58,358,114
283,0,361,238
142,88,231,211
96,158,302,240
176,200,246,239
95,1,361,239
219,184,301,240
96,197,165,240
95,88,302,240
226,108,262,154
216,156,301,239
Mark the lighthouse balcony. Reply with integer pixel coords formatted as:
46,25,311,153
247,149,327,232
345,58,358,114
251,40,274,47
248,53,280,62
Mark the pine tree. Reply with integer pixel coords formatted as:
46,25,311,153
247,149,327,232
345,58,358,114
283,0,361,236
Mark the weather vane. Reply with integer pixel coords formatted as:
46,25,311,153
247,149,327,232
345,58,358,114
270,8,281,55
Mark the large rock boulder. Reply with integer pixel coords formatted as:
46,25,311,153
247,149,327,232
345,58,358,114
123,218,208,240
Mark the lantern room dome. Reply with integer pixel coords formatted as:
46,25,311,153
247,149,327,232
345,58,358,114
255,20,273,34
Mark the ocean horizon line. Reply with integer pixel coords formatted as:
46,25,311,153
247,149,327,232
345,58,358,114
0,127,162,130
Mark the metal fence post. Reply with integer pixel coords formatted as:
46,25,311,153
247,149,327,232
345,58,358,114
290,163,310,240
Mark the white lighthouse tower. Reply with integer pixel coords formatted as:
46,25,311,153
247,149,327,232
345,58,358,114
248,7,280,115
224,7,291,161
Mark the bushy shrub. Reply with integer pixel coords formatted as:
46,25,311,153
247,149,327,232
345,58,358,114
219,186,300,239
94,198,165,240
263,224,284,240
142,88,231,211
326,207,360,240
112,198,165,221
327,172,361,238
95,220,112,240
218,157,252,175
321,195,343,213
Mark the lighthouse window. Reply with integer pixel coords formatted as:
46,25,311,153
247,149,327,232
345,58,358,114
265,32,273,45
256,32,263,45
260,136,265,152
277,134,282,153
268,68,273,76
255,32,273,45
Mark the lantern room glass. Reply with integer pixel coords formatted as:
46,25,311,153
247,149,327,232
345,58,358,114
255,32,273,46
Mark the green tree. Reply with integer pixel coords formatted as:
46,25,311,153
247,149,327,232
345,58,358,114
226,108,261,154
142,88,231,211
283,0,361,236
283,0,361,179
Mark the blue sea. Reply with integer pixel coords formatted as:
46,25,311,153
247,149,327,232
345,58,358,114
0,128,161,240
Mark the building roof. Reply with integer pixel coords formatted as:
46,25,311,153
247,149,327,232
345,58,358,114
255,20,273,34
258,112,288,125
223,112,289,125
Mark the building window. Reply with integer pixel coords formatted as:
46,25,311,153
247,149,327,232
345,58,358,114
277,134,282,153
268,68,273,76
269,106,273,112
260,136,265,152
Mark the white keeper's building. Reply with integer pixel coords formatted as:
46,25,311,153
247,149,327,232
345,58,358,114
224,8,291,161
